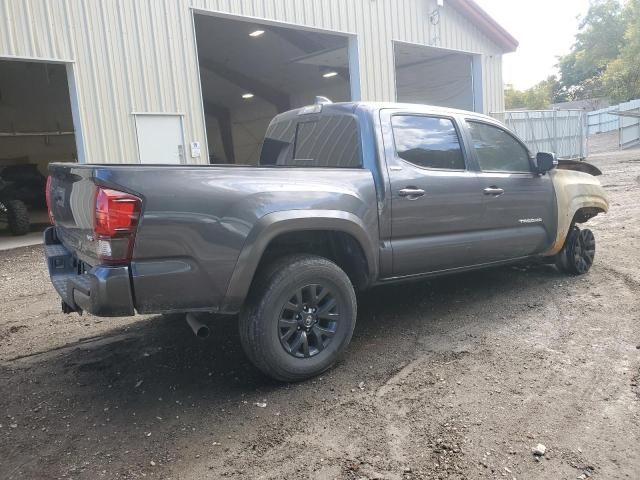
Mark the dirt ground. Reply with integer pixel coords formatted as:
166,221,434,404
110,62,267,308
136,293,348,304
1,148,639,480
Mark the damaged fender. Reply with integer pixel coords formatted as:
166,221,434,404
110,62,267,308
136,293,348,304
543,165,609,256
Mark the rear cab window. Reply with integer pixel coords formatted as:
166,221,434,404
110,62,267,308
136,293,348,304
260,113,362,168
391,115,466,170
466,120,532,173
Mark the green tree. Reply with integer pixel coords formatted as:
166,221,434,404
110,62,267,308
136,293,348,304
505,76,564,110
602,0,640,102
557,0,626,99
546,75,569,104
505,85,526,109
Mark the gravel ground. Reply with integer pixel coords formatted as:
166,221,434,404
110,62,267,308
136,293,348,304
1,148,639,480
588,132,619,155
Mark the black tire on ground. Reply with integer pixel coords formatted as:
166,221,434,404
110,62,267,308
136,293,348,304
555,226,596,275
239,254,357,382
5,200,30,236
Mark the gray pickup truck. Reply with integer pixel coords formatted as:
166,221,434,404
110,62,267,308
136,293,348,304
44,101,608,381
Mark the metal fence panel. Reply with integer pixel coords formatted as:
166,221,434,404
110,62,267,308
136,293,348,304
617,99,640,150
619,112,640,149
587,99,640,150
491,110,586,159
587,106,619,135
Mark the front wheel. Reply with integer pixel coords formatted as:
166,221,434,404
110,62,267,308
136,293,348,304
239,254,357,382
555,226,596,275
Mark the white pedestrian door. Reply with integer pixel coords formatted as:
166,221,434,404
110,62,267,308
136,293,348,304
135,114,185,164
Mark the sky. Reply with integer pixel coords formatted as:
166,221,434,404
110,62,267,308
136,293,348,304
475,0,592,90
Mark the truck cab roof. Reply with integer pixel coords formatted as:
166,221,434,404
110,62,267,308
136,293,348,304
272,101,500,125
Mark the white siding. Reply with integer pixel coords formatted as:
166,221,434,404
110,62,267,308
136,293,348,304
0,0,507,164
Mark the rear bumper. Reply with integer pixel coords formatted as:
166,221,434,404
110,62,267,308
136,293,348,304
44,227,135,316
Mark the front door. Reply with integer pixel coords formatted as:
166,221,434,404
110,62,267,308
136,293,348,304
384,113,485,276
463,119,556,263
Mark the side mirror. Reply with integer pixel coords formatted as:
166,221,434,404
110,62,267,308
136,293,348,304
536,152,558,174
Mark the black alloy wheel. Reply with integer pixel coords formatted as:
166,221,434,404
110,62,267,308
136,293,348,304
239,254,357,382
278,283,339,358
571,228,596,274
556,227,596,275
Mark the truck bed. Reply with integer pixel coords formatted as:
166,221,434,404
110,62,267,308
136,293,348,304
47,163,378,314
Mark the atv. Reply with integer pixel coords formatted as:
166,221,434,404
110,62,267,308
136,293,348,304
0,176,30,236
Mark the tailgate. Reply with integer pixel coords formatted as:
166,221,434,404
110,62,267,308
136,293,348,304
48,164,100,264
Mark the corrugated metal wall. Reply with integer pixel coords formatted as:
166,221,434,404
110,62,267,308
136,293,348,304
0,0,506,164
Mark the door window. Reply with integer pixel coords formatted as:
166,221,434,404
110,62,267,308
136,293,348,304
467,121,531,172
391,115,465,170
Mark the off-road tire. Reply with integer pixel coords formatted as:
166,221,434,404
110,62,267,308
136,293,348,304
555,226,596,275
239,254,357,382
6,200,30,236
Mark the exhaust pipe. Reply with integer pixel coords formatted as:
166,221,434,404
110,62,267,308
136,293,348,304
186,313,210,338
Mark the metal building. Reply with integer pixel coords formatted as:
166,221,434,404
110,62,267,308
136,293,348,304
0,0,517,169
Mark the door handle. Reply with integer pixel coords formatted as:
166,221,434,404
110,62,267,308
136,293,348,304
483,186,505,196
398,187,425,198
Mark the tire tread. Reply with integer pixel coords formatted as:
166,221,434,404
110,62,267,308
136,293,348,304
6,200,30,236
239,254,356,382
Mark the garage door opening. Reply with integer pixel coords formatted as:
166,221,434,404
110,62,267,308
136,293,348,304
194,13,354,165
394,42,479,112
0,60,77,240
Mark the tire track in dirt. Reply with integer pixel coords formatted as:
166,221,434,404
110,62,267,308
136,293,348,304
375,357,422,472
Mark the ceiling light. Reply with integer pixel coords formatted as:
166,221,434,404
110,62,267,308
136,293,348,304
242,93,254,99
249,30,264,37
322,71,338,78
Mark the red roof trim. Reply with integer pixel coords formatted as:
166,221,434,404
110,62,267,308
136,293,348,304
447,0,519,53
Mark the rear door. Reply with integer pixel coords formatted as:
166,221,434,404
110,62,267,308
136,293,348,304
381,110,485,275
463,119,555,262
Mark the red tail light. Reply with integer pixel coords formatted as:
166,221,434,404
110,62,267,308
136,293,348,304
95,188,141,236
94,187,141,263
45,175,54,224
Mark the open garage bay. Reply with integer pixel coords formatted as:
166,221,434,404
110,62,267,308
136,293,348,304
194,14,354,165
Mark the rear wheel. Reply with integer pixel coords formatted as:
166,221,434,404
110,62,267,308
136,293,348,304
555,226,595,275
5,200,30,236
239,254,357,382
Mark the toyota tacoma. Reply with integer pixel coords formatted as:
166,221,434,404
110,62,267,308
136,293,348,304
44,101,608,381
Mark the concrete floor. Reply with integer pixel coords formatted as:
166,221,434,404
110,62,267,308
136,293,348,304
0,231,45,251
0,209,48,251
